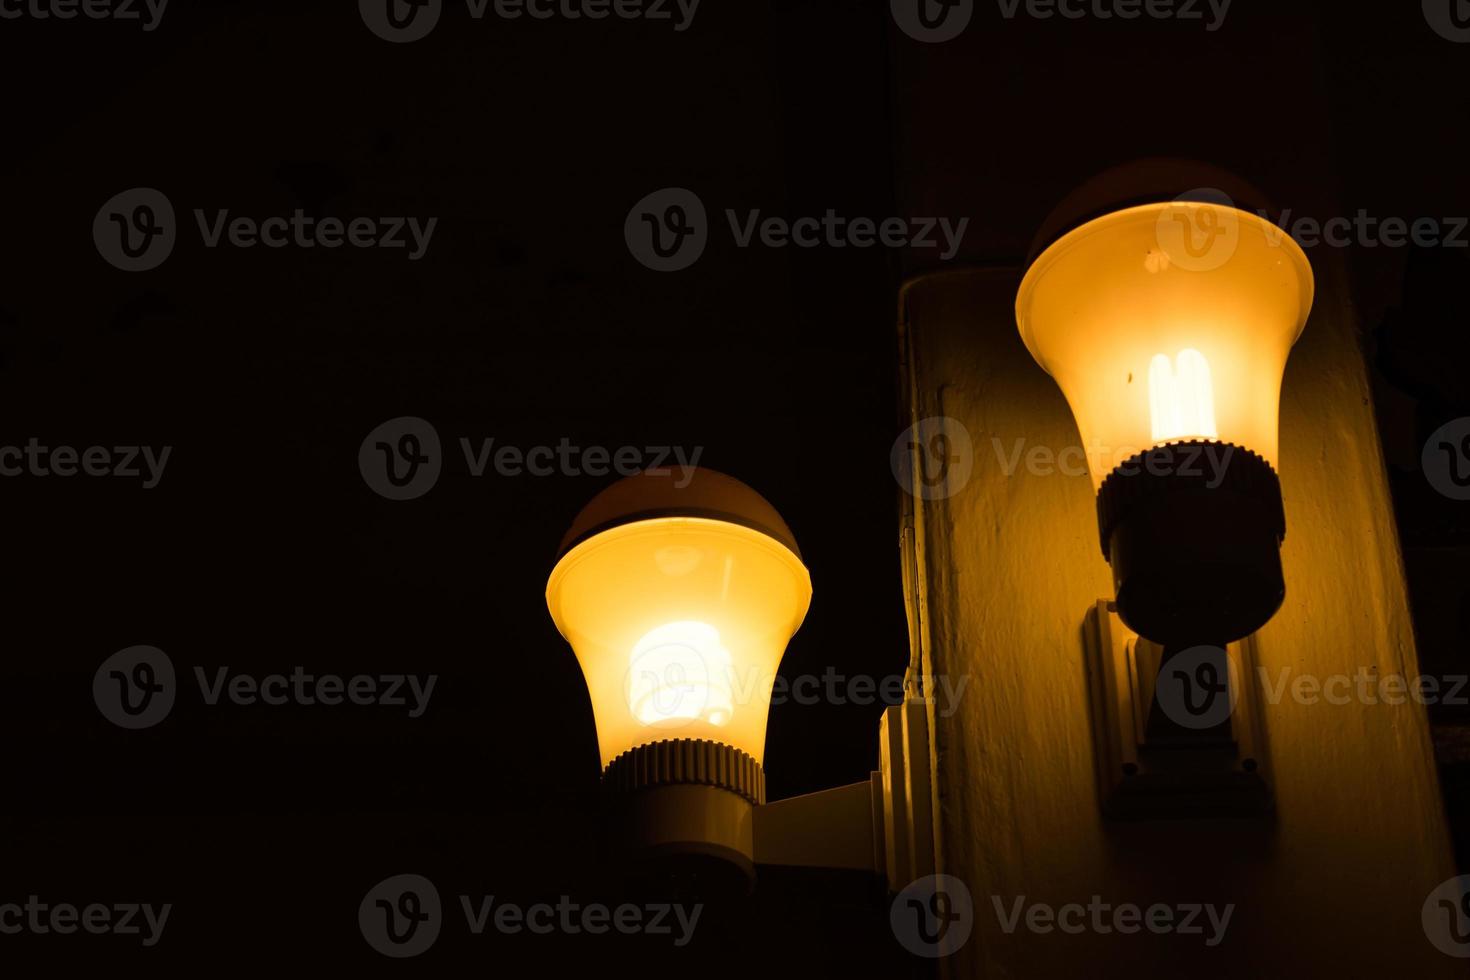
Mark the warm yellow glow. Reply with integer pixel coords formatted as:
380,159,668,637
1016,202,1313,489
627,620,734,727
547,517,811,767
1148,349,1218,444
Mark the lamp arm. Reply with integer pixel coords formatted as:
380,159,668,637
751,698,937,889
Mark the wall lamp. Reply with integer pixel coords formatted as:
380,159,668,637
1014,162,1315,815
547,468,936,893
1016,184,1314,649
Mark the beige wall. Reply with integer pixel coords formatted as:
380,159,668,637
898,257,1460,977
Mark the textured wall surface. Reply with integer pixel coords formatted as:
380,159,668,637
899,259,1459,978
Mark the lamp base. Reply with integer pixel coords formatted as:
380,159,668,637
601,739,764,898
1084,600,1272,819
1097,441,1286,647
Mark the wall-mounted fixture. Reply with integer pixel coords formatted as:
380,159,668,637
547,468,937,893
1015,162,1314,816
1015,183,1314,649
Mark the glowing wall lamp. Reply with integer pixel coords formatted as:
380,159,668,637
548,468,936,891
1015,187,1314,648
546,468,810,886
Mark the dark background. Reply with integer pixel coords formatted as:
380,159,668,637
0,0,1466,972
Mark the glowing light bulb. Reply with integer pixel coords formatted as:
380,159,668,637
547,469,811,767
1015,201,1311,490
626,621,734,727
1148,348,1219,444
